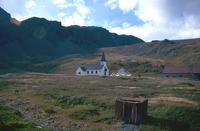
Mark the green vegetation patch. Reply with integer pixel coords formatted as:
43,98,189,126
0,104,48,131
142,104,200,131
0,80,12,91
43,107,56,116
57,96,111,109
82,128,103,131
56,96,115,123
94,111,116,124
69,105,99,120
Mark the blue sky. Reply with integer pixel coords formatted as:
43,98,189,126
1,0,200,41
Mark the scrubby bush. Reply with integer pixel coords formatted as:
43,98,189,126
56,96,111,109
69,106,99,120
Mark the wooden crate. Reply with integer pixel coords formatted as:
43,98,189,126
115,97,148,124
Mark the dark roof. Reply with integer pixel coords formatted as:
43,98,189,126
163,66,191,74
101,52,106,61
163,65,200,74
80,66,87,71
80,64,104,71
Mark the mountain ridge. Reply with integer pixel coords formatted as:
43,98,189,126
0,7,144,73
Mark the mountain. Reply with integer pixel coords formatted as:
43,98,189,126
0,7,144,74
0,7,11,24
10,18,21,25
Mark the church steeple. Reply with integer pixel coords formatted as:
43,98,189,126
101,52,106,62
100,52,107,66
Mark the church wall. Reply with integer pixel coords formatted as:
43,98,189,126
76,68,87,76
86,70,103,76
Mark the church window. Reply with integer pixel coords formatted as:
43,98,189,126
91,71,93,74
96,71,98,74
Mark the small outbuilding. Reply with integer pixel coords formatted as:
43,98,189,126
111,68,132,77
163,65,200,80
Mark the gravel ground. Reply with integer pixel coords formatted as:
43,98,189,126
9,99,89,131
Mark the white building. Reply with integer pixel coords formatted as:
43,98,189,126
76,53,109,76
110,68,132,77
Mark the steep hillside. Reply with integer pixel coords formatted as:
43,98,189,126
0,7,144,74
102,38,200,65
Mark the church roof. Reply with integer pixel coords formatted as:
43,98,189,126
80,64,104,71
101,52,106,61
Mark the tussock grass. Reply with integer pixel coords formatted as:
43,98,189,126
56,96,111,109
0,104,48,131
69,105,99,120
55,96,115,123
0,80,11,91
141,104,200,131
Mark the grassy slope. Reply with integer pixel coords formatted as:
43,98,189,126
0,74,200,130
100,38,200,65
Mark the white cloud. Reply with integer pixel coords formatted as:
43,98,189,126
76,3,90,15
55,0,91,26
52,0,66,5
25,0,36,9
0,0,37,20
52,0,72,8
58,12,66,17
103,20,109,28
2,0,199,41
61,12,85,26
122,22,130,28
105,0,138,13
104,0,118,10
0,0,91,26
105,0,200,41
118,0,138,13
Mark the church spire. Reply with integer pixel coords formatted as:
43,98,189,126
101,52,106,62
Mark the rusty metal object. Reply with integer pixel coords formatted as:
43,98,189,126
115,97,148,125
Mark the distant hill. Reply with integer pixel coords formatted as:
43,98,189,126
0,7,144,74
101,38,200,65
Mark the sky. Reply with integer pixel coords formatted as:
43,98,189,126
0,0,200,42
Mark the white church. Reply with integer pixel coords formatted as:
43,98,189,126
76,53,109,76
